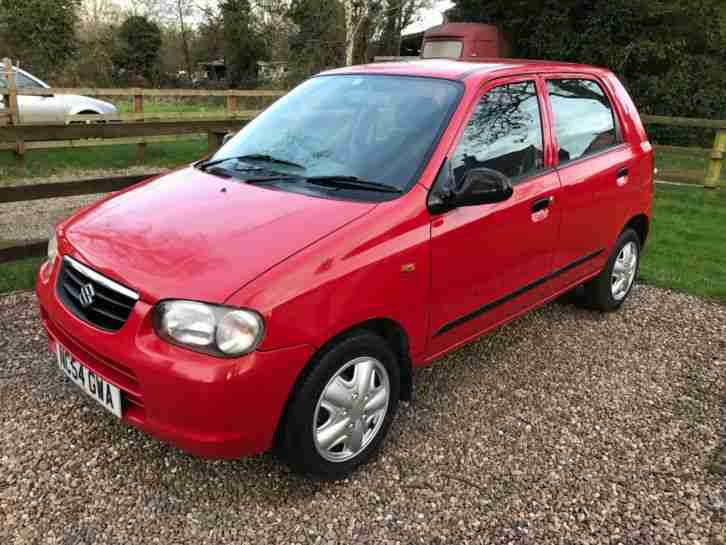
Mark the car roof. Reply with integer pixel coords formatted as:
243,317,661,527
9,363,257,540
321,58,608,82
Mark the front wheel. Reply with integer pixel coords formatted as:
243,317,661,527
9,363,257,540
584,228,641,312
280,331,400,479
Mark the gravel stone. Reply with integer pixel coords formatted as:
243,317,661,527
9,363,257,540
0,285,724,544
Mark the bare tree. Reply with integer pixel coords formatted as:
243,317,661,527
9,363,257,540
342,1,372,65
175,0,195,76
378,0,432,56
344,0,433,65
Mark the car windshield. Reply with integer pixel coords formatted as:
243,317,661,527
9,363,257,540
209,75,462,193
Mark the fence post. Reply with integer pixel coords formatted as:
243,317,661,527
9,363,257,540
226,95,237,116
133,91,145,164
2,58,24,167
207,130,226,155
705,129,725,189
2,58,19,126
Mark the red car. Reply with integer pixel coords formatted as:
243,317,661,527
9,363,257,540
37,59,653,478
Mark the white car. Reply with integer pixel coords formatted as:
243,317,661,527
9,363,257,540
0,66,118,124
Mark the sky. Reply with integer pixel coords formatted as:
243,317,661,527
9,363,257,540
404,1,454,34
111,0,453,35
112,0,454,28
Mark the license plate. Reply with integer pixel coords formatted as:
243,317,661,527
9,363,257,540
57,344,122,418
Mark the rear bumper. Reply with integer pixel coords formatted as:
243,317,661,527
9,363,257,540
36,258,314,458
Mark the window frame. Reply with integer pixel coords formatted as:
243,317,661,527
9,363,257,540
542,74,626,169
445,74,555,188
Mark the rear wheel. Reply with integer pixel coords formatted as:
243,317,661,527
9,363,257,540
584,228,641,312
280,331,400,479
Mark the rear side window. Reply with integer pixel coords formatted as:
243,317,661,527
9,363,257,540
547,79,620,164
452,81,544,184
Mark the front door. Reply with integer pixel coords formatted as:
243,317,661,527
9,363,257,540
428,77,562,358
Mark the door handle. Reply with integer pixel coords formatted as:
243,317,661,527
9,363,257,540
531,196,553,214
616,167,629,186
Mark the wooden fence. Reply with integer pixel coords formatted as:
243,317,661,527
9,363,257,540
0,173,159,264
644,115,726,189
1,58,725,267
1,58,284,163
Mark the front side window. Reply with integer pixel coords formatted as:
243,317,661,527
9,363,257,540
452,81,544,185
422,40,464,59
547,79,619,164
213,75,462,194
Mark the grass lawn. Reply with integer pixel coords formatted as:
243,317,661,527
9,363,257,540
0,137,208,184
639,184,726,302
0,257,43,294
1,184,724,302
113,98,226,115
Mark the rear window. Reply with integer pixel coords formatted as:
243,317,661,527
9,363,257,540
422,40,463,59
547,79,620,164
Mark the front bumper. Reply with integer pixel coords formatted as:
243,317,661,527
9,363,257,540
36,258,314,458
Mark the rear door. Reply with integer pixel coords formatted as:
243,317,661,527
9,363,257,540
543,76,635,289
427,76,562,357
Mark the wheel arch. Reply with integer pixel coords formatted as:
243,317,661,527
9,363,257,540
308,318,413,401
623,213,649,248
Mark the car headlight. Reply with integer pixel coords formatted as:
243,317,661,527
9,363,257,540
153,300,264,357
47,232,58,263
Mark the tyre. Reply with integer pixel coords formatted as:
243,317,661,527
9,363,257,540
584,228,641,312
280,331,400,479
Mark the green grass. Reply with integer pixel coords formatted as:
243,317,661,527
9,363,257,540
655,148,710,176
0,257,43,293
639,184,726,302
114,99,226,115
0,137,207,183
110,96,272,114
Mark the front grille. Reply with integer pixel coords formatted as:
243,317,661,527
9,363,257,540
56,256,138,331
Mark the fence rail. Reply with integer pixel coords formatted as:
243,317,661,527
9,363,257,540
1,57,279,162
1,60,725,267
0,174,155,265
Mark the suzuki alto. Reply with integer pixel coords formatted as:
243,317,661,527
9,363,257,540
37,59,653,478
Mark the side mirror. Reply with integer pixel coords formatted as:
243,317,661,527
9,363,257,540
453,168,513,207
428,163,513,214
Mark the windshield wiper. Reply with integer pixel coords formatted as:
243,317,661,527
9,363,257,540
198,154,305,171
304,176,402,194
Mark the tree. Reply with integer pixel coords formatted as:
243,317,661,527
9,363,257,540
0,0,81,78
174,0,195,77
112,15,163,82
342,0,373,65
195,3,226,65
378,0,432,57
222,0,265,87
448,0,726,144
288,0,345,78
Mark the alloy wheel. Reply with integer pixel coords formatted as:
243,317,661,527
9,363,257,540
611,241,638,301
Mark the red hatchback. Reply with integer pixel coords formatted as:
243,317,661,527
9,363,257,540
37,59,653,478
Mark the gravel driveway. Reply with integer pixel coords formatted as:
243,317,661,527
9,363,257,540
1,286,724,544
